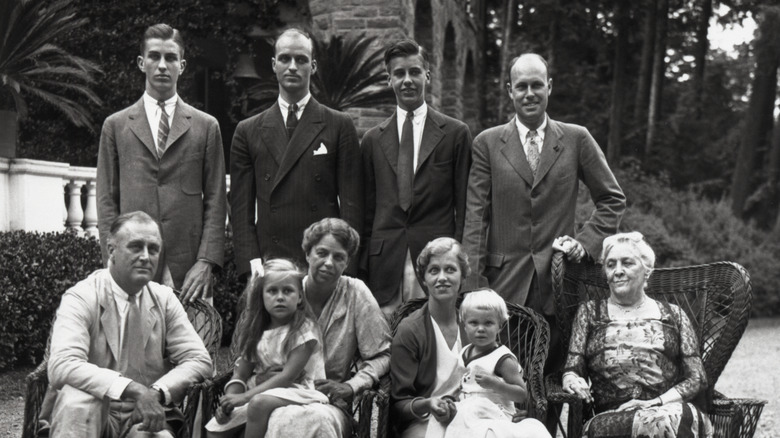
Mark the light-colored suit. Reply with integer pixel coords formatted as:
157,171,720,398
97,98,226,288
47,269,212,436
230,98,363,275
361,107,471,305
462,117,625,314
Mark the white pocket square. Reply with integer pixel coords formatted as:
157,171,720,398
313,143,328,155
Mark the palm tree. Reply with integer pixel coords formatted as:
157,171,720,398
241,31,394,116
1,0,102,157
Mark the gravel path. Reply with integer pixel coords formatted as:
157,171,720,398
1,319,777,437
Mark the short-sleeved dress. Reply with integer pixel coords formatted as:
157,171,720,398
564,299,713,438
205,318,329,432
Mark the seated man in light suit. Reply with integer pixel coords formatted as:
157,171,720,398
48,211,212,437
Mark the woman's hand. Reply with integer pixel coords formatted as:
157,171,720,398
562,373,593,403
429,397,457,424
616,398,660,412
218,392,249,417
315,379,354,402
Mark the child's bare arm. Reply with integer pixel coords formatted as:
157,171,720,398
244,339,316,397
474,357,528,403
224,356,254,394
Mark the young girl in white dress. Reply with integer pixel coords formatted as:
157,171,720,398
444,289,550,438
206,259,328,438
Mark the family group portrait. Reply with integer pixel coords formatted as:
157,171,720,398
0,0,777,437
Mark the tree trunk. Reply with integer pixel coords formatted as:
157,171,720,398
607,0,629,165
645,0,668,156
497,0,517,123
692,0,712,118
768,113,780,233
731,8,780,217
634,0,657,126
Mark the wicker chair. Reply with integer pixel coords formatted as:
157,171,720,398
545,251,766,438
368,296,550,438
22,293,223,438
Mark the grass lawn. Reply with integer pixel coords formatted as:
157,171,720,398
1,319,777,438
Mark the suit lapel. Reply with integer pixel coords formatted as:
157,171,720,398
164,99,193,152
533,119,565,188
498,120,534,186
98,274,121,362
127,99,157,158
273,98,326,191
377,114,399,175
260,102,286,164
416,109,445,172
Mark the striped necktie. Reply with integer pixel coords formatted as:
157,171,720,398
526,130,541,177
157,100,169,159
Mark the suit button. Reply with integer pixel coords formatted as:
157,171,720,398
271,208,277,213
264,173,271,181
315,174,322,181
311,205,318,211
272,237,279,243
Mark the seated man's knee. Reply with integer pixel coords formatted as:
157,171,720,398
51,385,106,436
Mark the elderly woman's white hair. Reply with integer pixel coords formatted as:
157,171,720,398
600,232,656,288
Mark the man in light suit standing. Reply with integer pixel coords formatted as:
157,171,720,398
462,53,625,379
97,24,226,304
362,39,472,315
48,211,212,437
231,28,363,278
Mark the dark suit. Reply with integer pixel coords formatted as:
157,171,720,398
361,107,471,305
462,116,625,314
231,98,363,275
97,98,227,288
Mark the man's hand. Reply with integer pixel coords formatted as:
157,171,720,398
180,260,213,303
552,235,586,263
315,379,354,402
130,388,166,432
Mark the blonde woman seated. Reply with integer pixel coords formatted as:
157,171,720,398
561,232,713,438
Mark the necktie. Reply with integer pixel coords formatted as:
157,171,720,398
397,111,414,211
120,294,145,383
157,100,169,159
526,130,541,177
286,103,299,140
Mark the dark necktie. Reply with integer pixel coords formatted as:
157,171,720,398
286,103,299,140
157,100,169,159
526,130,541,177
120,294,145,382
397,111,414,211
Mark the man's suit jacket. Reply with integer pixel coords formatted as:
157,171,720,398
48,269,212,404
361,108,472,305
462,117,625,314
96,98,227,287
231,98,363,275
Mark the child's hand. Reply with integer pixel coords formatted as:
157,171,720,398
429,397,456,424
218,393,248,417
473,366,500,389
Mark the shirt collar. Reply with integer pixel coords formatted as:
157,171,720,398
515,114,548,141
279,93,311,113
143,92,177,108
397,102,427,123
109,271,144,305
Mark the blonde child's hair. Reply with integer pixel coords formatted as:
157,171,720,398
237,259,309,362
460,289,509,324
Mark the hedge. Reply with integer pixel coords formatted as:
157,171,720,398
0,231,244,371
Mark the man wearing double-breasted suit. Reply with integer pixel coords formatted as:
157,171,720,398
231,28,363,278
462,53,625,381
361,39,471,315
48,211,212,437
97,24,226,304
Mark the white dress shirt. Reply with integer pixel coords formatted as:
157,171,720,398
515,114,548,159
396,103,428,174
142,92,177,149
279,93,311,124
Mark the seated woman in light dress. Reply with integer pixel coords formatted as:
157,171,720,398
562,232,713,438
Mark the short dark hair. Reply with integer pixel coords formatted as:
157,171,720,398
301,218,360,258
384,39,429,71
508,53,551,80
140,23,185,57
274,27,315,58
109,211,161,239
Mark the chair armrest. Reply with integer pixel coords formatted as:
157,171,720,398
710,392,767,438
545,373,585,438
23,360,49,438
354,374,390,438
183,371,233,438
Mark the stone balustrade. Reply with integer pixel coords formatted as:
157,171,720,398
0,157,232,238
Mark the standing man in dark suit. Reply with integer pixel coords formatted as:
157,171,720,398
231,28,363,278
362,39,472,315
97,24,226,304
462,53,625,383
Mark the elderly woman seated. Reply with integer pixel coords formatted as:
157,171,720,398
562,232,713,438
